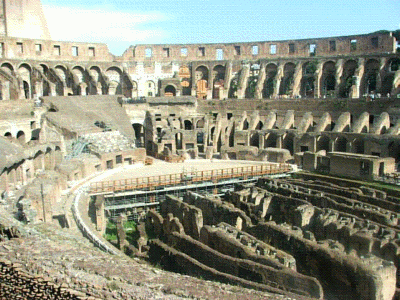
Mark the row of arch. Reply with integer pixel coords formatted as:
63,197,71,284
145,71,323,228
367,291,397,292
193,57,400,99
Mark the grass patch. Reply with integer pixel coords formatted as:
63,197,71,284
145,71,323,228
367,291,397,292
104,220,118,242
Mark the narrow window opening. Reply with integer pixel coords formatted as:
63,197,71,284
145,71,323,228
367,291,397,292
17,42,23,53
371,37,379,49
252,45,259,55
289,43,295,54
54,45,61,56
181,48,188,56
88,47,95,57
350,39,357,51
35,44,42,53
329,40,336,52
145,48,152,58
72,46,78,56
216,48,223,60
309,44,316,56
234,46,241,56
198,47,205,57
270,44,276,55
163,47,170,58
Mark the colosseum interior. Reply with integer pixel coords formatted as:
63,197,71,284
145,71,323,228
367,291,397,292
0,1,400,299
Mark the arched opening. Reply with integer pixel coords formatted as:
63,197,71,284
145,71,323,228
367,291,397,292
250,133,259,147
255,121,263,130
381,74,394,96
196,119,205,129
362,59,379,95
209,127,215,146
316,136,330,152
321,61,336,98
388,141,400,163
16,131,25,143
242,119,249,130
353,139,364,154
335,137,347,152
339,60,357,98
264,132,277,148
388,58,400,72
132,123,144,146
229,123,235,147
175,133,182,150
184,120,193,130
4,132,12,139
228,77,238,98
283,133,295,155
197,132,204,144
279,63,295,96
23,81,30,99
262,64,277,99
301,76,315,98
164,85,176,97
54,146,63,166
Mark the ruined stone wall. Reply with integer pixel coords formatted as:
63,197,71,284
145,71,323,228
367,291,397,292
0,258,90,299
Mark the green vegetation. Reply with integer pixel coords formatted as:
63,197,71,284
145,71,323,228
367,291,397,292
104,220,118,242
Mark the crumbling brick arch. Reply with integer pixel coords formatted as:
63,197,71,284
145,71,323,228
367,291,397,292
53,65,69,96
338,59,357,98
105,66,123,95
279,62,296,96
89,65,106,95
164,84,177,97
18,63,32,99
320,61,336,98
361,58,379,95
262,63,277,98
334,136,348,152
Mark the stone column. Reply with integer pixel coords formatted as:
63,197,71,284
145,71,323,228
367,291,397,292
376,57,388,93
223,61,233,99
273,64,284,98
292,62,303,97
276,135,283,149
329,139,335,152
334,59,344,97
236,63,250,99
255,63,266,99
314,61,324,98
354,58,365,98
259,134,265,150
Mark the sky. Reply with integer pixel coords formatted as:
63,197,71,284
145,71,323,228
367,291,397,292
41,0,400,56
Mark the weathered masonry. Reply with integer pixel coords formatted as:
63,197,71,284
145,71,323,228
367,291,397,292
0,30,398,101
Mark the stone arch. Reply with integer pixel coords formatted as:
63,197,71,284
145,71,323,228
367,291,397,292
4,132,12,139
196,119,205,129
72,66,87,95
1,62,14,73
106,67,122,95
132,123,144,146
335,136,347,152
320,61,336,97
18,63,32,99
54,65,68,95
362,59,379,95
195,66,209,99
381,74,395,96
212,65,225,99
16,131,25,143
339,60,357,98
44,147,53,170
89,66,106,95
250,133,259,147
165,85,176,97
353,138,364,154
279,62,296,96
316,135,330,152
184,120,193,130
301,61,317,97
255,121,263,130
264,132,278,148
208,126,215,146
388,58,400,72
388,141,400,162
282,132,295,155
242,119,249,130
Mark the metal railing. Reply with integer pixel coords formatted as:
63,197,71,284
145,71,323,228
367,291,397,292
71,187,118,255
90,163,292,194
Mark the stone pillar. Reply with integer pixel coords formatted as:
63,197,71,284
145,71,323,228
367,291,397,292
236,63,250,99
35,81,43,97
329,139,335,152
95,195,106,234
376,57,387,93
292,62,303,97
49,82,56,96
273,64,284,98
355,58,365,98
255,63,266,99
276,135,283,149
346,141,353,153
223,61,233,99
335,59,344,97
259,134,265,150
314,61,324,98
311,137,317,152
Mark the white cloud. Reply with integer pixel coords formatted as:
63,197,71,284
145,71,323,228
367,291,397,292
43,5,170,44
